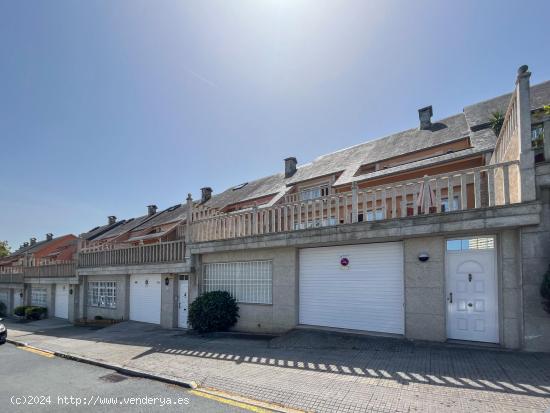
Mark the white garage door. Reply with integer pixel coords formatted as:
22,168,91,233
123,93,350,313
130,275,161,324
299,242,404,334
54,284,69,319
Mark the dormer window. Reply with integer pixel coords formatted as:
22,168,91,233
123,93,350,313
300,185,329,201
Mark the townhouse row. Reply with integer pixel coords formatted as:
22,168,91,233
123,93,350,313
2,66,550,351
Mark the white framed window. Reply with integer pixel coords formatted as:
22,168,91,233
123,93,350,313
294,217,337,230
300,185,329,201
88,282,117,308
201,260,272,304
366,209,384,221
441,196,460,212
31,288,47,307
446,237,495,251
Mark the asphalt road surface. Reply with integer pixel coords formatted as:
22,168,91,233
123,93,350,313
0,342,252,413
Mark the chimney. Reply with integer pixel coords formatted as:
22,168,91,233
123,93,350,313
418,105,433,130
284,157,297,178
23,242,29,247
147,205,158,216
108,216,117,225
46,233,53,241
30,238,36,245
201,187,213,203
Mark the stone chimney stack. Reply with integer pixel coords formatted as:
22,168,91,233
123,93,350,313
147,205,158,216
284,157,297,178
30,238,36,245
108,216,117,225
46,233,53,241
418,105,433,130
201,187,213,203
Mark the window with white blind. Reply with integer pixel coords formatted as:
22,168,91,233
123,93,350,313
201,260,273,304
31,288,47,307
88,281,117,308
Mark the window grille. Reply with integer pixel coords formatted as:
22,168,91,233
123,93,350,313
88,281,117,308
31,288,47,307
201,260,272,304
446,237,495,251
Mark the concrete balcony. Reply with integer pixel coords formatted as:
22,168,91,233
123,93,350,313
190,160,524,247
78,239,186,269
23,262,76,279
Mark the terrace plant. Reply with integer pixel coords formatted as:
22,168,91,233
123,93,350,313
490,111,505,137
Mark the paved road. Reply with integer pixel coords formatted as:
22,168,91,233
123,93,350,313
0,343,248,413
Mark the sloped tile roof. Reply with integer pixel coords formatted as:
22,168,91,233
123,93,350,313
202,81,550,210
464,80,550,129
130,203,189,231
92,215,151,241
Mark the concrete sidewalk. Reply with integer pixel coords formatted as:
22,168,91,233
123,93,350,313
4,320,550,413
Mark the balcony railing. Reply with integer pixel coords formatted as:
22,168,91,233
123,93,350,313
0,267,24,283
78,239,186,268
23,262,76,279
491,89,519,165
191,161,521,243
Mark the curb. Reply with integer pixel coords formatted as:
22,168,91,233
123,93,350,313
6,337,300,413
6,338,198,390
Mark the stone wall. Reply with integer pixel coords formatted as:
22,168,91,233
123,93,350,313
404,237,446,342
199,247,298,334
521,165,550,351
81,274,130,321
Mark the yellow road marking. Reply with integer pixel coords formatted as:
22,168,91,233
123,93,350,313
17,346,54,358
190,389,285,413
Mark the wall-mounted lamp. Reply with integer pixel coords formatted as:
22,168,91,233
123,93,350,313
19,292,23,298
69,289,74,295
165,277,170,286
418,252,430,262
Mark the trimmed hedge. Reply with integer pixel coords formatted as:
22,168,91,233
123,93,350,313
0,302,6,317
24,306,47,320
188,291,239,333
14,306,27,317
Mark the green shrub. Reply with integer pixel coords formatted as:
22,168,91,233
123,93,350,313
541,265,550,314
94,315,103,321
0,302,6,317
188,291,239,333
25,306,47,320
14,306,27,317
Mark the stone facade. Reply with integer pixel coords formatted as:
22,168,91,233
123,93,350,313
199,247,298,334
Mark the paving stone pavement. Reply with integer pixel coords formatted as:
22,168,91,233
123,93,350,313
4,320,550,413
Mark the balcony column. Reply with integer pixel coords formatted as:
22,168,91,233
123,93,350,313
185,193,193,261
516,65,536,202
544,118,550,163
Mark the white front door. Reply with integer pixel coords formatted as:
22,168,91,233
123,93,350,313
54,284,69,319
446,239,498,343
129,274,161,324
178,279,189,328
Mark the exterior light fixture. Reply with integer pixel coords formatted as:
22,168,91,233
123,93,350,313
69,288,73,295
418,253,429,262
165,277,170,286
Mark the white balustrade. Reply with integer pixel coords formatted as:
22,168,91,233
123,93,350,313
191,161,520,243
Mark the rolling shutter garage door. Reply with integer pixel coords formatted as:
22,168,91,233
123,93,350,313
130,275,161,324
54,284,69,319
299,242,404,334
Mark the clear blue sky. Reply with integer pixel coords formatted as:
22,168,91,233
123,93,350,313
1,0,549,250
